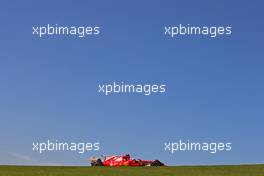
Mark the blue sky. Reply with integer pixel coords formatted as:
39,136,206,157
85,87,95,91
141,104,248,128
0,0,263,165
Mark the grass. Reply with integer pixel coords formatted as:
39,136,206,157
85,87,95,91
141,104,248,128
0,165,263,176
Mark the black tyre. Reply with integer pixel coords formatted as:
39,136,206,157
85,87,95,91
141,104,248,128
150,160,164,166
91,159,104,166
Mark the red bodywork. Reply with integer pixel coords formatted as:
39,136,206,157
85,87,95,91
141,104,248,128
102,155,153,166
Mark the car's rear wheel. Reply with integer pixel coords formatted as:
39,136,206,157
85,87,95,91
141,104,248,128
91,159,104,166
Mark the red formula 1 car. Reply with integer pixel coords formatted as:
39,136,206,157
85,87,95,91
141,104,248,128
90,154,164,166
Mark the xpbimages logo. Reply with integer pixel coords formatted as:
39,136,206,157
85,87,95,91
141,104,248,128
164,139,232,154
32,24,100,38
98,82,166,96
32,140,100,154
164,24,232,38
